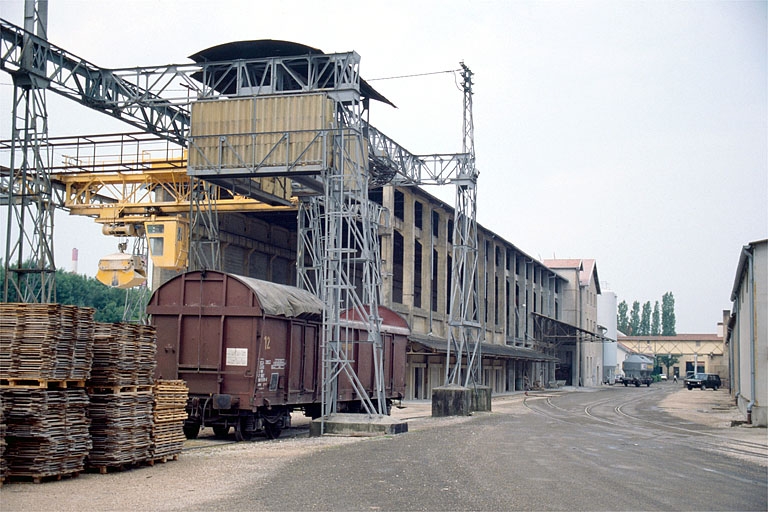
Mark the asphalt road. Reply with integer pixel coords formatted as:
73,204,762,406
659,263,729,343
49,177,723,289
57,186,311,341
2,384,766,511
223,385,768,511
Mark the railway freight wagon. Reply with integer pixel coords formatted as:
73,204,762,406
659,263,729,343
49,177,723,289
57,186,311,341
147,270,408,440
620,354,654,387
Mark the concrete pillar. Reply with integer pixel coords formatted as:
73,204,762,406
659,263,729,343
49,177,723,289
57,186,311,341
432,385,471,417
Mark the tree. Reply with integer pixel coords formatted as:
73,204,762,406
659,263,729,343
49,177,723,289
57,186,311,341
1,261,127,323
55,270,127,323
617,300,629,334
651,301,661,335
656,354,680,376
640,301,651,335
629,301,641,335
662,292,676,336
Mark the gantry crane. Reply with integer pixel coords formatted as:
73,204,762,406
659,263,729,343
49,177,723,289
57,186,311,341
0,4,482,427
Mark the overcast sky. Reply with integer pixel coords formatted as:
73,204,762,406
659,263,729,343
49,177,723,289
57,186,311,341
1,0,765,333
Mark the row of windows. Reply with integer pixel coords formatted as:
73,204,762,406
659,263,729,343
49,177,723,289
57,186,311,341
388,229,561,339
378,187,571,339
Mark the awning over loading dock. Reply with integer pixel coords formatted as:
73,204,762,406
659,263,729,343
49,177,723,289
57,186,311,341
408,334,557,362
531,312,613,347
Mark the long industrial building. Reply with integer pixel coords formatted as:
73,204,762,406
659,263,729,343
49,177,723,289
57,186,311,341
165,181,609,399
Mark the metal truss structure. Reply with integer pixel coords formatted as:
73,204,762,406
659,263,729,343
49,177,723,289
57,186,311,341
121,236,150,323
2,2,56,302
444,64,482,387
0,10,483,421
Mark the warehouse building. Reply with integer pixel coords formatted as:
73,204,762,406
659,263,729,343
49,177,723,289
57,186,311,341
193,182,608,399
727,239,767,426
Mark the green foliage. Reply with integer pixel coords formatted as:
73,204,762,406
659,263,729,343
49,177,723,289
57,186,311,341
651,301,661,335
617,300,629,334
629,301,641,335
640,301,651,336
55,270,127,323
662,292,676,336
1,261,127,323
656,354,680,375
618,294,676,336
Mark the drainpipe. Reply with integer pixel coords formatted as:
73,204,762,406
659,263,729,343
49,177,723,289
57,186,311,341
743,247,756,424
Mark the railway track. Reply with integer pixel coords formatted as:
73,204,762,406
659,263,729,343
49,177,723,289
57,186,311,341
182,424,312,451
523,387,767,466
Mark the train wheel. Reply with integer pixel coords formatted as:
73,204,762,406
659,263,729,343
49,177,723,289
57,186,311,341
183,422,200,440
235,416,257,442
213,425,230,438
264,421,282,440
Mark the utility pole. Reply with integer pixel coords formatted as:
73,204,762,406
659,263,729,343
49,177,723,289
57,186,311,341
445,62,483,388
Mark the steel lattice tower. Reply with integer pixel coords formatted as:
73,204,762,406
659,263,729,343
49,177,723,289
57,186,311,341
445,63,483,387
2,0,56,303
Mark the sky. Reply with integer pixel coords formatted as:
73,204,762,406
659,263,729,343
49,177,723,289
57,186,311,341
0,0,765,333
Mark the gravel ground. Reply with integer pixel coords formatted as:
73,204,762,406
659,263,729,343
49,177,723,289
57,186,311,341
0,384,763,511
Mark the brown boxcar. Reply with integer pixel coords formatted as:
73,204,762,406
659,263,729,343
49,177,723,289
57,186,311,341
147,270,408,440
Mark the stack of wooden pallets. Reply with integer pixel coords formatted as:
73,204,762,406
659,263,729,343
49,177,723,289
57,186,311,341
0,306,186,482
71,307,95,381
1,388,91,482
0,304,95,483
86,323,157,472
0,303,94,381
150,380,188,462
87,391,153,469
0,394,6,485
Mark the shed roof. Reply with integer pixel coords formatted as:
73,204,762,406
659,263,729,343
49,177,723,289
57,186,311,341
189,40,395,107
409,334,558,361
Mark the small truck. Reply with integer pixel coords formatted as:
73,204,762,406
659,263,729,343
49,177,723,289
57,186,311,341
619,354,654,387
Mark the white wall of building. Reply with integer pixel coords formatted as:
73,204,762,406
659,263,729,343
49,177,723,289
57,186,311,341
598,291,618,382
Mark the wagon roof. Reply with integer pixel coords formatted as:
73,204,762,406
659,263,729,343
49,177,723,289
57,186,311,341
233,274,323,318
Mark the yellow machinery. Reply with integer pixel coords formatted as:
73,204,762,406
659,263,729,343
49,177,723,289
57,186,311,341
54,152,295,287
145,215,189,271
94,214,188,288
96,252,147,289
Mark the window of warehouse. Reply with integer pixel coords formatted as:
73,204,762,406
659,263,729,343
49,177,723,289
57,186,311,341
414,201,423,230
394,190,405,221
431,249,439,312
414,241,422,308
392,231,404,304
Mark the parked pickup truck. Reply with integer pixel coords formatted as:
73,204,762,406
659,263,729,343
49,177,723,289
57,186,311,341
684,373,721,390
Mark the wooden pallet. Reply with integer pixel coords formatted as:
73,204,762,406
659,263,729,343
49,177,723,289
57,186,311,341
0,378,86,389
5,470,81,484
144,453,180,466
87,385,153,394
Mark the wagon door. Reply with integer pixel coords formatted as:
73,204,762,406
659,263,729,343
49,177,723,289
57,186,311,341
256,317,289,404
286,321,318,401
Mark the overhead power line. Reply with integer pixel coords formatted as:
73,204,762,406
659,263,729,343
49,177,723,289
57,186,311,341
367,69,459,81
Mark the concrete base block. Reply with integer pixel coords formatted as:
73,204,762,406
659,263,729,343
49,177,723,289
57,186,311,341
471,386,492,412
431,385,472,417
309,413,409,437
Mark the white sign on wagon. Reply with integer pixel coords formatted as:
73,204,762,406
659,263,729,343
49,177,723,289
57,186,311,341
226,347,248,366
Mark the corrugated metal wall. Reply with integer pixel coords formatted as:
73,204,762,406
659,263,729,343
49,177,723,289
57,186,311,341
189,94,334,175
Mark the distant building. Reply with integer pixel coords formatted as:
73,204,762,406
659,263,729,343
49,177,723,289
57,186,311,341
727,239,767,426
618,334,726,381
543,259,605,387
598,291,618,383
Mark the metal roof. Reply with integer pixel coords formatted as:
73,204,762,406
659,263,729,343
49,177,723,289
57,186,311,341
189,39,395,107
